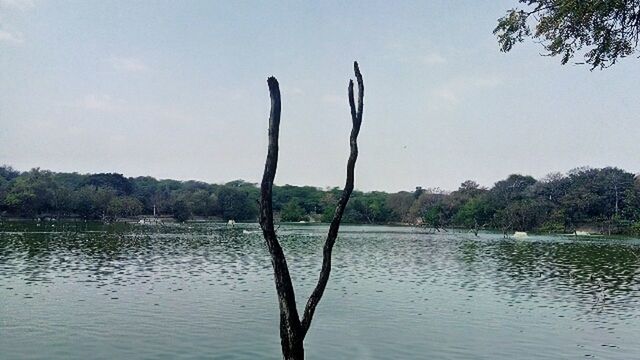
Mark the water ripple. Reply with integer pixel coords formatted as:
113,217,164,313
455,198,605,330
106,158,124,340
1,222,640,359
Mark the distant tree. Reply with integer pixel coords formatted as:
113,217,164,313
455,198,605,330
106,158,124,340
93,187,116,219
408,190,447,223
216,186,258,221
107,196,144,219
342,196,368,223
0,177,8,213
485,174,538,233
447,180,488,225
0,165,20,181
273,185,323,214
188,189,216,217
457,180,483,195
3,179,38,216
536,172,569,202
453,196,491,228
281,201,307,222
496,0,640,69
342,192,392,224
489,174,537,206
504,198,550,231
561,167,636,230
319,190,341,222
225,179,257,189
171,198,191,222
51,186,73,217
422,204,447,230
73,186,98,219
386,191,415,223
3,169,57,216
362,192,392,223
85,173,133,195
130,176,160,213
53,172,86,190
626,175,640,220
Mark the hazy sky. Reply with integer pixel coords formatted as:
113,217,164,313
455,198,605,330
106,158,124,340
2,1,639,192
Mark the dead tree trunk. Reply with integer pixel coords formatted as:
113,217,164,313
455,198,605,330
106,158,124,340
259,62,364,360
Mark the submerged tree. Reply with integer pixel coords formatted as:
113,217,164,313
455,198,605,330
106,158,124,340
258,62,364,360
495,0,640,69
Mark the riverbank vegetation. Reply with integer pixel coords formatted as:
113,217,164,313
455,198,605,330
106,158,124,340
1,165,639,235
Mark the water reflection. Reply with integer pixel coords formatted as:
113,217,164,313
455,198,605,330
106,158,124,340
1,222,640,359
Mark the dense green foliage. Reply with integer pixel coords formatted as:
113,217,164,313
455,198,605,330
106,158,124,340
0,167,259,222
496,0,640,69
1,165,639,234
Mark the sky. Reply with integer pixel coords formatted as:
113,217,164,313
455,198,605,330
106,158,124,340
1,0,639,192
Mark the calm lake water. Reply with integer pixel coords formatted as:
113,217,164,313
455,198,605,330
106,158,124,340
1,222,640,359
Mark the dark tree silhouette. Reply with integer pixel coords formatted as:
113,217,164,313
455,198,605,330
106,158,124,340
258,62,364,360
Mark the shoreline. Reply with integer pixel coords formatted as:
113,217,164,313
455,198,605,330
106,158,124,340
0,216,634,237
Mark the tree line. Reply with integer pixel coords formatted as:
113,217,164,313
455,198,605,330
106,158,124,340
1,165,639,234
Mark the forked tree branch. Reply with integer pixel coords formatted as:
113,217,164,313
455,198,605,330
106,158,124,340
300,61,364,335
259,77,303,356
259,63,364,359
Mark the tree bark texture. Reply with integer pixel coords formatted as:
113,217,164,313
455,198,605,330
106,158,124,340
258,62,364,360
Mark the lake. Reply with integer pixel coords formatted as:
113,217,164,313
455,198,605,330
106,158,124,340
1,222,640,359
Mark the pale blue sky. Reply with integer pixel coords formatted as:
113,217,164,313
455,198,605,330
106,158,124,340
1,0,639,192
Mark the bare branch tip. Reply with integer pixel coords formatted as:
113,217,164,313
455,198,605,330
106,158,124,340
267,76,279,88
354,61,363,78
